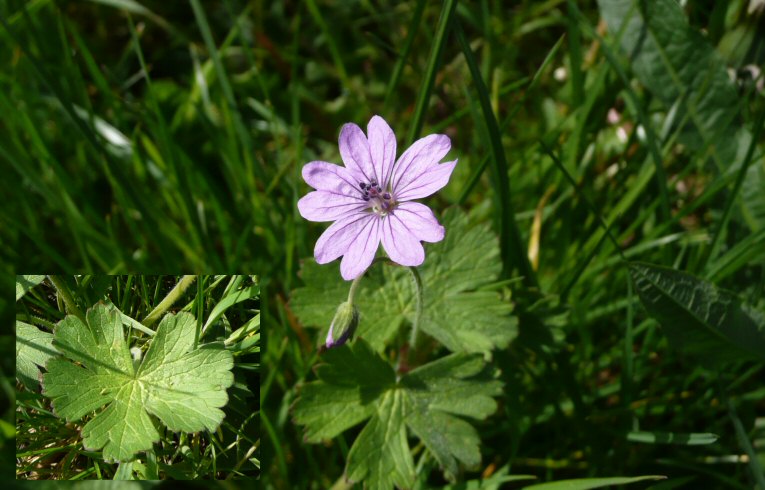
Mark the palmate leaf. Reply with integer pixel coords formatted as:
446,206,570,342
16,321,57,389
292,339,503,486
629,262,765,364
291,208,518,354
43,303,234,462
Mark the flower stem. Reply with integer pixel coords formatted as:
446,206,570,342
346,274,364,305
408,267,423,348
142,275,197,327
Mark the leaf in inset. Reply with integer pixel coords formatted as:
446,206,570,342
43,303,234,462
16,275,45,301
291,208,518,354
629,262,765,363
15,321,57,389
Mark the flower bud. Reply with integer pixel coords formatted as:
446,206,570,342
325,301,359,349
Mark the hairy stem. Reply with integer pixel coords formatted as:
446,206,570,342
408,266,424,348
346,274,364,304
143,275,197,327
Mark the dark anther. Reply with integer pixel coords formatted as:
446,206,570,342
359,182,367,190
382,193,391,200
362,196,370,201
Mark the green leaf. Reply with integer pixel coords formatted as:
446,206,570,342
629,262,765,363
599,0,739,160
291,208,518,354
626,431,718,446
293,340,394,442
524,475,666,490
43,303,234,462
403,354,502,479
203,282,260,333
292,339,502,485
16,275,45,301
346,389,415,490
598,0,765,229
15,321,57,389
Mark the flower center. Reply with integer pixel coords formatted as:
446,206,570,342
359,179,395,217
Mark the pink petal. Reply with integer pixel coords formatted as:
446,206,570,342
314,212,375,264
340,217,381,280
339,123,375,184
297,191,367,222
390,134,451,193
380,214,425,267
392,202,445,242
367,116,396,188
302,161,362,197
395,159,457,201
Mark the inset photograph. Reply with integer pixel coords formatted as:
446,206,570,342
15,275,260,480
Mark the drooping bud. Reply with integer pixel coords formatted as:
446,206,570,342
325,301,359,349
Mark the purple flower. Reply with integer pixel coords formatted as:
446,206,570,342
298,115,457,280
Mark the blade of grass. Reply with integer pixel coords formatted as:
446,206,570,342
406,0,458,146
457,34,564,205
384,0,427,109
455,19,537,287
570,1,671,223
189,0,259,185
304,0,350,91
702,103,765,271
720,379,765,490
539,141,628,301
126,14,214,269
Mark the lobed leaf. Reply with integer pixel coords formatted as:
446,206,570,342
346,389,415,490
15,321,57,389
291,208,517,354
43,303,234,462
16,275,45,301
292,339,502,485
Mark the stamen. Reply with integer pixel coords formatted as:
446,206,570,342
359,178,396,216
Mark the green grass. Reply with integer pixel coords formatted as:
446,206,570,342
1,0,764,487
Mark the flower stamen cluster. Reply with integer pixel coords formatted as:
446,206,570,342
360,179,394,216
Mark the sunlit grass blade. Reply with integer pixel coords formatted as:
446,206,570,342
455,20,537,287
571,1,671,222
626,431,718,445
406,0,458,146
384,0,427,109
